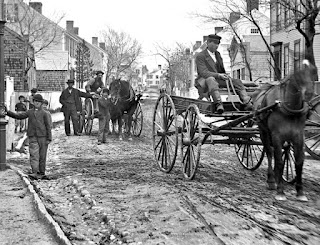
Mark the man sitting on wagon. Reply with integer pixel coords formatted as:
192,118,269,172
195,34,253,114
85,70,106,114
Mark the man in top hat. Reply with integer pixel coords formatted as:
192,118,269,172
60,79,94,136
195,34,253,113
85,70,106,114
5,93,52,179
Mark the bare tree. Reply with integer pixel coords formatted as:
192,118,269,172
154,42,190,93
5,1,64,82
100,27,142,85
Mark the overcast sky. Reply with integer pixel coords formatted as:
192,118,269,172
36,0,213,70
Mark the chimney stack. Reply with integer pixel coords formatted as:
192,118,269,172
158,65,162,70
66,21,74,33
29,2,42,14
73,27,79,35
99,42,106,50
203,36,208,43
215,26,224,34
92,37,98,46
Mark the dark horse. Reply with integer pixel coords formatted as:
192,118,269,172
109,79,140,140
253,60,317,202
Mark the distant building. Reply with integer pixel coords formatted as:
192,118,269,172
145,66,165,89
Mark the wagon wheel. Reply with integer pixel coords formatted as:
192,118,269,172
132,102,143,136
181,104,202,180
81,98,94,135
282,143,296,184
305,96,320,160
152,93,178,173
234,119,265,170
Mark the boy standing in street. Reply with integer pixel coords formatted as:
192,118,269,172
97,88,111,144
5,94,52,180
14,95,27,133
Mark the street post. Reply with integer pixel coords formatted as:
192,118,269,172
0,0,8,170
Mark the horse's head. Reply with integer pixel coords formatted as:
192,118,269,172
109,79,122,104
292,59,317,102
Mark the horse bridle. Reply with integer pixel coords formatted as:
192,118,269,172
110,81,135,105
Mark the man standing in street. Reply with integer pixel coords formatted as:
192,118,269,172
59,79,93,136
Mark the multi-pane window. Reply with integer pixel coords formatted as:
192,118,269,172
275,2,282,31
273,44,282,80
241,68,245,80
284,6,290,27
250,28,259,34
294,40,301,72
4,3,19,23
284,44,289,77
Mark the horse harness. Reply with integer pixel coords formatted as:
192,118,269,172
254,81,309,122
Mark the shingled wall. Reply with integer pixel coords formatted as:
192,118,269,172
36,70,68,92
4,28,27,91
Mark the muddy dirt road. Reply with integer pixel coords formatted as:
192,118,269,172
9,99,320,245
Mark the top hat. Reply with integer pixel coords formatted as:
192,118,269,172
207,34,222,44
33,94,44,102
66,79,75,84
96,70,104,75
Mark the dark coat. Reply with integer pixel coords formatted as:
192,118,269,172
195,49,226,81
7,109,52,141
59,88,91,112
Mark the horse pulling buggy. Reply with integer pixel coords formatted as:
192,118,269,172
78,82,144,138
152,61,320,201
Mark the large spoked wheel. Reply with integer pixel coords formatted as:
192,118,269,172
234,119,265,170
152,93,178,173
132,102,143,137
282,143,296,184
305,96,320,160
181,104,202,180
80,98,94,135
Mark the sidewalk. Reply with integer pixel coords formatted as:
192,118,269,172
0,112,70,245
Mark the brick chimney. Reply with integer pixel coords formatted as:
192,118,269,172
247,0,259,13
203,36,208,43
66,21,74,33
92,37,98,46
229,12,241,24
73,27,79,35
193,41,201,51
99,42,106,50
215,27,224,34
29,2,42,14
158,65,162,70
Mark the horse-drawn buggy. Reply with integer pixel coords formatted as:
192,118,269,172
78,79,144,138
152,60,320,201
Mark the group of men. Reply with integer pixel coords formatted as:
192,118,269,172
4,33,254,180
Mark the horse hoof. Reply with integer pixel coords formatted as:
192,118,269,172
297,195,308,202
275,194,287,201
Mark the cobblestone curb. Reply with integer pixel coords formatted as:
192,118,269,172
9,165,72,245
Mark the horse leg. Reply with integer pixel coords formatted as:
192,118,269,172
273,138,286,201
118,117,123,141
294,137,308,202
127,115,133,141
260,127,276,189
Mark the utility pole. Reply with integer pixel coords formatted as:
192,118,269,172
0,0,8,170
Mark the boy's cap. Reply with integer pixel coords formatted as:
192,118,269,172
43,99,49,105
31,88,38,93
18,95,25,100
33,94,44,102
